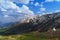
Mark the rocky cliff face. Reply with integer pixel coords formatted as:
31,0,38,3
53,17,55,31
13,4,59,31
0,12,60,35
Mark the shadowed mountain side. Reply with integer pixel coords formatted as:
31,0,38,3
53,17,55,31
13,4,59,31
0,22,36,35
0,12,60,35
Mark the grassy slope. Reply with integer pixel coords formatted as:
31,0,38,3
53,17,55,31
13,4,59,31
0,32,60,40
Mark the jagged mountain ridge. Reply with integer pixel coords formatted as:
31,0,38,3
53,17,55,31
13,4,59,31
0,12,60,35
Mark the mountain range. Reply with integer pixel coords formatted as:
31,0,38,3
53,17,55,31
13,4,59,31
0,12,60,35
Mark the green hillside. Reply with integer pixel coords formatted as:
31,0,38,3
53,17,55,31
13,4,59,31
0,32,60,40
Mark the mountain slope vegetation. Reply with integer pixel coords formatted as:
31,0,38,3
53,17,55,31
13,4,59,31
0,12,60,35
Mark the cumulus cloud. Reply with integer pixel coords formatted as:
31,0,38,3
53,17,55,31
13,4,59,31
20,5,34,18
9,0,35,4
9,0,30,4
0,0,21,11
35,2,40,6
40,7,46,11
39,2,44,8
38,2,46,14
0,0,34,23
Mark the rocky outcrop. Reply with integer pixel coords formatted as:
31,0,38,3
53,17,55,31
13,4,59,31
0,12,60,35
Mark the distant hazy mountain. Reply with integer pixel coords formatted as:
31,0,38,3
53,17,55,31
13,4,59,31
0,12,60,35
0,22,15,28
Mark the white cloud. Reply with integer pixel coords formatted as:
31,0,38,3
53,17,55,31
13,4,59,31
9,0,30,4
0,0,35,23
35,2,40,6
55,10,60,12
0,8,7,11
17,11,22,13
30,2,34,5
38,12,46,16
40,2,44,7
40,4,44,7
0,0,21,10
45,0,54,2
40,7,46,11
3,15,9,18
20,5,34,18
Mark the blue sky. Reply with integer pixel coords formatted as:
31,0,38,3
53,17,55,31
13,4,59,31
0,0,60,23
15,0,60,15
